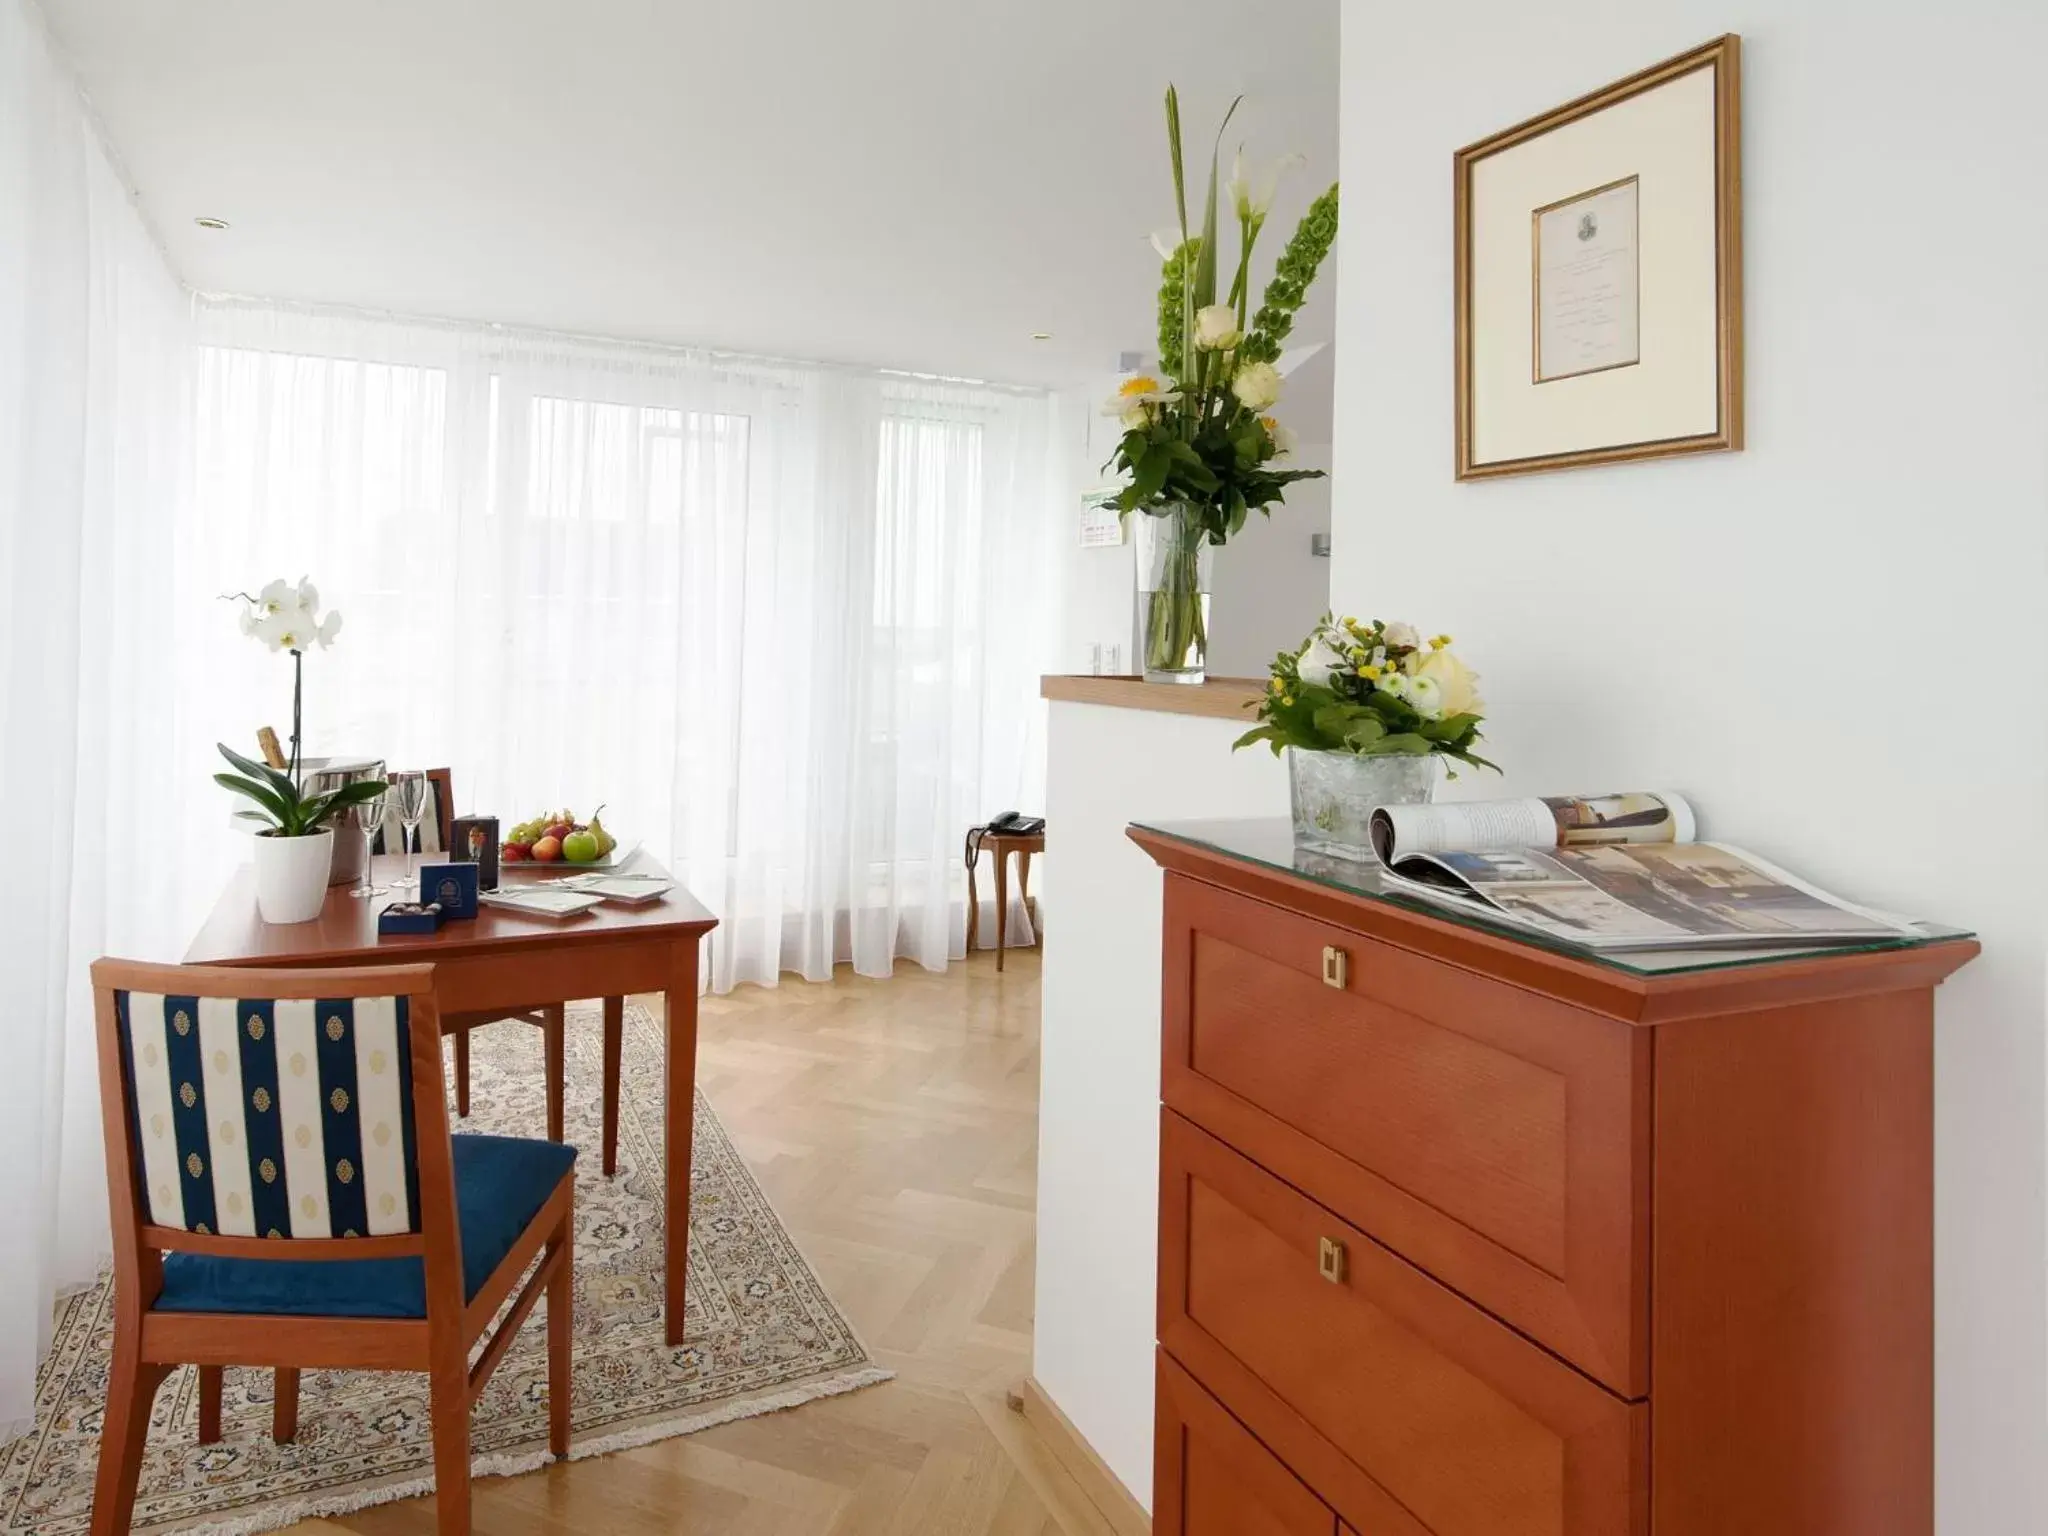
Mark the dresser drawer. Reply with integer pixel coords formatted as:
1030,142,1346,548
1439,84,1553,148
1160,1112,1648,1536
1155,1349,1337,1536
1161,872,1650,1394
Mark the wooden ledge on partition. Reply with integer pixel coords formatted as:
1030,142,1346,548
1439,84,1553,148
1040,673,1264,723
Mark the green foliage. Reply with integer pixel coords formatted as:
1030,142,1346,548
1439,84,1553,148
1231,616,1500,775
216,743,388,837
1156,238,1198,380
1239,183,1340,367
1109,412,1323,539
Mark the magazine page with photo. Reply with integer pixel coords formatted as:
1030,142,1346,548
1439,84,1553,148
1369,790,1697,863
1369,791,1921,951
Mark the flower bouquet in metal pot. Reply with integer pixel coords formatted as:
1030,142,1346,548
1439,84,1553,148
1236,616,1499,858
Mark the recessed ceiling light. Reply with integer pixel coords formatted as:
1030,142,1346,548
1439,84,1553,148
1030,331,1053,341
193,217,230,231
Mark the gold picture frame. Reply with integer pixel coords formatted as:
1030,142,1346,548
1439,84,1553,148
1455,35,1743,479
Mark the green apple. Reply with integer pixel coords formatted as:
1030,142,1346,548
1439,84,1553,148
562,829,600,863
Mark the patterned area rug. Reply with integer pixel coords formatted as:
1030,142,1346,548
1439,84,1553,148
0,1003,888,1534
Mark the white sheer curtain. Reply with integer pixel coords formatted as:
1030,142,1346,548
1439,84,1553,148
0,0,192,1437
189,300,1056,990
0,19,1056,1426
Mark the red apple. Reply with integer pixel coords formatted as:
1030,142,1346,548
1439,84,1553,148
533,835,563,862
542,822,573,843
502,842,530,863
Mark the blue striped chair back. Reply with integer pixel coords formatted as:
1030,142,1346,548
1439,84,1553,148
114,991,421,1240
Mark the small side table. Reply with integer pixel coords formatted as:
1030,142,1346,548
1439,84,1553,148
968,830,1045,972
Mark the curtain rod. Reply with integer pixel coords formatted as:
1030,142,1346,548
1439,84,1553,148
193,291,1055,398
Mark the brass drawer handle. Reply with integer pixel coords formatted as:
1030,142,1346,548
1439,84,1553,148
1317,1236,1348,1285
1321,945,1348,990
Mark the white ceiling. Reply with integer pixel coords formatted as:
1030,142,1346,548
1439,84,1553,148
39,0,1340,388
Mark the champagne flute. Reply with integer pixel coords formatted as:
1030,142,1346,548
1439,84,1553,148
350,784,390,899
390,770,430,893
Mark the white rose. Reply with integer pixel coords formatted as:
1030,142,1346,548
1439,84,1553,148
1382,621,1421,651
1193,304,1242,352
1231,360,1282,412
1413,648,1483,718
1295,633,1348,688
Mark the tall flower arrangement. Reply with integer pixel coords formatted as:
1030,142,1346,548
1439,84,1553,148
1106,88,1340,679
1105,88,1339,534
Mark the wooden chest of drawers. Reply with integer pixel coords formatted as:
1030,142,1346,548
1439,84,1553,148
1134,825,1975,1536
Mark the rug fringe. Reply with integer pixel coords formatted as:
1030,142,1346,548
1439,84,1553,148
156,1364,893,1535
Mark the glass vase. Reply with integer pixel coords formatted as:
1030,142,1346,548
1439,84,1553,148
1287,747,1441,861
1134,503,1214,685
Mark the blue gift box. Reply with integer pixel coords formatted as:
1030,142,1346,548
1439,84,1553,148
377,902,443,936
419,861,480,919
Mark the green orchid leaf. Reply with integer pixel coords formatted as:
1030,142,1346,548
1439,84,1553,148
213,773,287,825
217,742,295,796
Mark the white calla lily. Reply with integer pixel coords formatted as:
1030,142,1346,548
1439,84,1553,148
1150,227,1190,263
1230,150,1308,222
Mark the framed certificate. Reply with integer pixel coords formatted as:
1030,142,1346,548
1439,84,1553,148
1455,35,1742,478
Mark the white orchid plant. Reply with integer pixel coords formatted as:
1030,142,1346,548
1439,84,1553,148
215,578,385,838
1236,615,1499,775
1103,87,1338,540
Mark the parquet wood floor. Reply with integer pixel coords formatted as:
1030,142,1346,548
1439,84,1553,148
280,948,1115,1535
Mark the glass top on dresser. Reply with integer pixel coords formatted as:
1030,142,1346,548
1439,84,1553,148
1130,818,1975,979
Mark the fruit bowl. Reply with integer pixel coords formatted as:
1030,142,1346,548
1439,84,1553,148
500,807,633,874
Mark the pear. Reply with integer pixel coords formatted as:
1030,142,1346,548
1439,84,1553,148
588,805,617,858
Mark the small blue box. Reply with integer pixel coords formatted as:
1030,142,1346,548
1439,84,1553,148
378,902,444,936
419,861,479,919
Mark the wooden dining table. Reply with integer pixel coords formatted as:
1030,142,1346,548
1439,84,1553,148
185,851,718,1346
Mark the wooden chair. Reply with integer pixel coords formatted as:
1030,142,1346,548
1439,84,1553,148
379,769,627,1177
87,958,575,1536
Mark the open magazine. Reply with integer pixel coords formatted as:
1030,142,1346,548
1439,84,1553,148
1366,791,1919,952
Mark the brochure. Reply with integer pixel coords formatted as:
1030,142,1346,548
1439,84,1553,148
1367,791,1918,951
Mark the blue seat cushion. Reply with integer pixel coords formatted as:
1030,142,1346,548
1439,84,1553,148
155,1134,576,1320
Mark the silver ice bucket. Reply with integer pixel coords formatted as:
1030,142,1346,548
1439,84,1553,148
304,756,388,885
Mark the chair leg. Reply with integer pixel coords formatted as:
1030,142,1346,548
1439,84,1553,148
547,1202,574,1459
454,1030,471,1119
543,1005,565,1144
197,1363,223,1444
91,1333,170,1536
601,997,623,1178
272,1367,300,1444
428,1372,473,1535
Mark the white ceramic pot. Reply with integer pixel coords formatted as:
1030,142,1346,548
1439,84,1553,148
252,829,335,924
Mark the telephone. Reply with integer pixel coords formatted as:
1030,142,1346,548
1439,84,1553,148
965,812,1045,873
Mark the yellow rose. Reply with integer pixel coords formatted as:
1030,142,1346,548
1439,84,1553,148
1413,648,1483,718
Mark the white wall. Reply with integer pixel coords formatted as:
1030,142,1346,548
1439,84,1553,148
1033,702,1288,1505
1051,380,1139,675
1337,6,2048,1531
1208,444,1331,677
